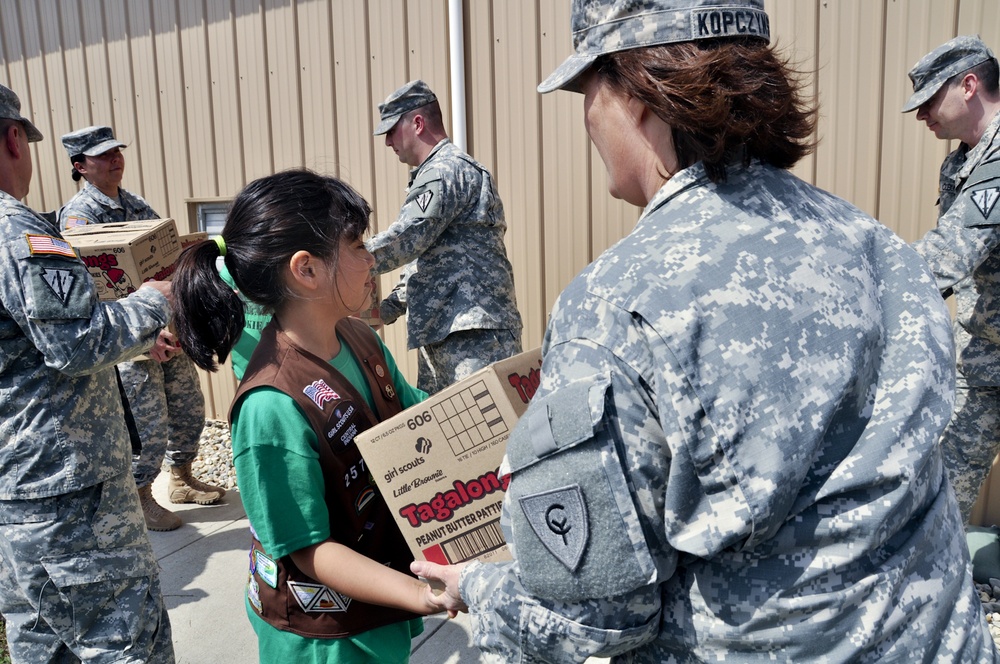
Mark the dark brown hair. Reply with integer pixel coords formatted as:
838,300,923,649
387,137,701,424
594,38,816,183
69,154,85,181
404,99,445,134
172,169,372,371
953,58,1000,96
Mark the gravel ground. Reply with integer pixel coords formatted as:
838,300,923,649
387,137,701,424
188,419,1000,651
188,419,238,493
976,581,1000,648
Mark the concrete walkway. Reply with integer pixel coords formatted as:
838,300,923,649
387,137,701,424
149,472,609,663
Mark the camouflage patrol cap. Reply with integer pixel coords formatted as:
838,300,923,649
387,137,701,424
0,85,42,142
60,125,127,159
902,36,997,113
538,0,770,94
373,80,438,136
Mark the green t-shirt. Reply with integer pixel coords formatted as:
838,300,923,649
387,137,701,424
247,609,423,664
232,330,427,662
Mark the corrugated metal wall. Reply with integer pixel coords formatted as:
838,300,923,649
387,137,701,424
4,0,1000,518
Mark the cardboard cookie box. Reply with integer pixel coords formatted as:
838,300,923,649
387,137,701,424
179,231,208,251
355,347,542,565
63,219,181,301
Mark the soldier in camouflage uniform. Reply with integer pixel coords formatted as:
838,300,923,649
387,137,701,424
58,125,225,532
0,85,174,662
370,80,522,394
412,2,998,661
904,37,1000,523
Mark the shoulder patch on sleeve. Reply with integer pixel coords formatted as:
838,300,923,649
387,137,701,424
415,190,433,212
519,485,589,572
971,185,1000,219
64,216,91,228
25,234,76,258
40,268,76,305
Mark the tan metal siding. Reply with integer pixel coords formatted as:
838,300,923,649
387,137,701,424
815,1,885,218
492,3,545,349
298,0,339,175
178,3,217,200
206,1,246,197
538,1,591,319
767,0,819,184
879,0,956,243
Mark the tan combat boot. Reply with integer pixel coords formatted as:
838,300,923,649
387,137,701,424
137,483,182,532
167,462,225,505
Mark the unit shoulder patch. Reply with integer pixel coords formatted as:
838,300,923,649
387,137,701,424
41,268,75,305
971,185,1000,219
518,484,589,572
415,190,434,213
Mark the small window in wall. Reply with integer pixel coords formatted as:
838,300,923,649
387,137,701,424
197,202,229,237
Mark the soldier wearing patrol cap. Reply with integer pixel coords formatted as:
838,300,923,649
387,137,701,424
368,79,522,395
412,2,997,661
0,85,175,661
906,35,1000,525
58,124,226,534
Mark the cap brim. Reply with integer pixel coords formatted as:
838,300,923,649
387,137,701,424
901,84,940,113
82,139,127,156
902,68,954,113
538,53,598,94
22,119,42,143
373,114,402,136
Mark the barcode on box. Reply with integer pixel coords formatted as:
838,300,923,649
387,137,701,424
440,519,505,563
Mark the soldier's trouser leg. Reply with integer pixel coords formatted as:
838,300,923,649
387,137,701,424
120,358,169,489
940,378,1000,523
0,471,174,663
161,352,206,468
417,328,522,394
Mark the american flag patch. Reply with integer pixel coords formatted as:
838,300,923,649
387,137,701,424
26,234,76,258
64,216,90,228
303,379,340,410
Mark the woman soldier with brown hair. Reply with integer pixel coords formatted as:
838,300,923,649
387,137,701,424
414,1,996,661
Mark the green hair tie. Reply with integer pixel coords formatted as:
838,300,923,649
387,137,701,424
213,235,227,257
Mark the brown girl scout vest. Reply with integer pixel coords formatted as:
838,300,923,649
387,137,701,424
230,317,420,638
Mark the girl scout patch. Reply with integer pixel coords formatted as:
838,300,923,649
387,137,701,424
254,550,278,588
303,379,339,410
288,581,351,612
247,578,262,612
25,234,76,258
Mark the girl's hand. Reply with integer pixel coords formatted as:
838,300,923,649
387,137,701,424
410,560,469,617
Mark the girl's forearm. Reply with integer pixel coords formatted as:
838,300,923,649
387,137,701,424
289,540,438,615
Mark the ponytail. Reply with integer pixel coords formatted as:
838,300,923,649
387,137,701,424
172,239,245,372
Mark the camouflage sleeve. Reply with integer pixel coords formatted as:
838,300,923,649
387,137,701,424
367,166,471,273
0,225,169,376
460,559,660,663
457,336,670,661
59,205,97,229
377,263,412,325
913,160,1000,291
